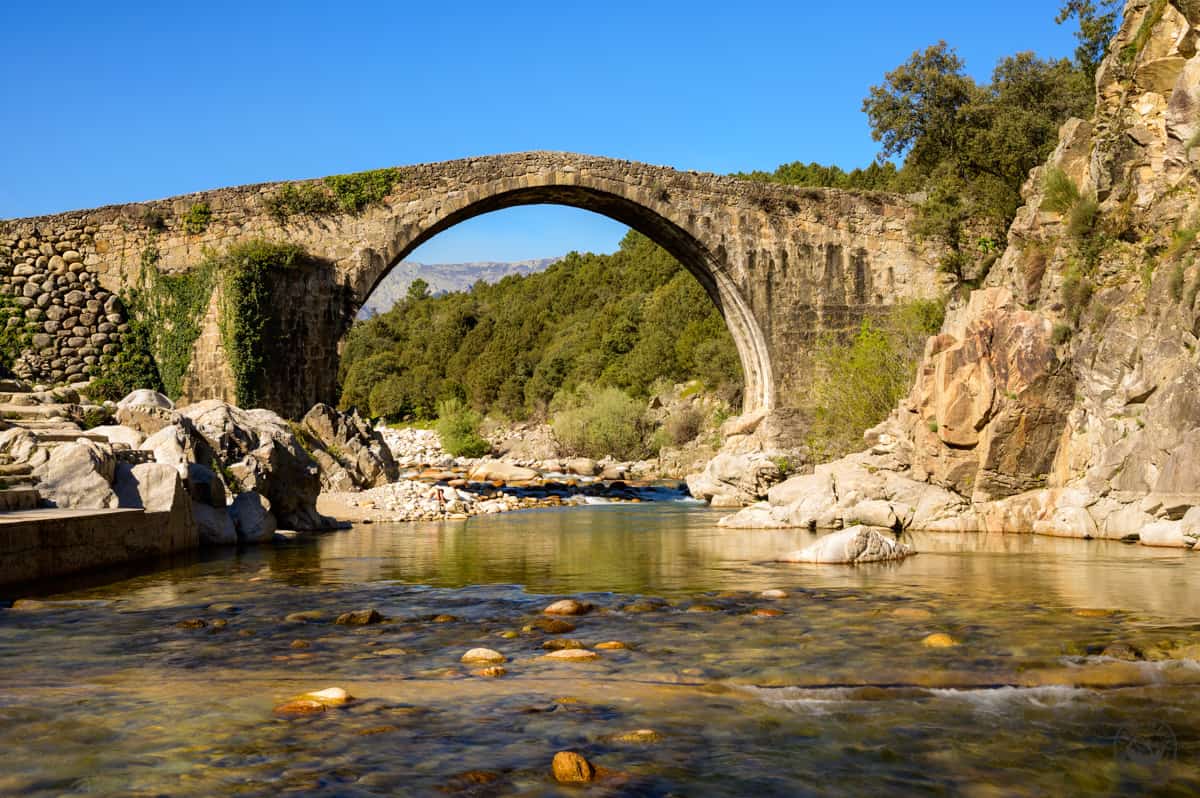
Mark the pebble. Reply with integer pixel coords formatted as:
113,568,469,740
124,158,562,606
594,641,630,650
751,608,784,617
922,633,959,648
544,599,593,616
285,610,325,623
540,649,600,662
526,617,576,634
552,751,596,783
496,630,519,639
290,640,311,649
892,607,934,621
1072,608,1116,618
542,639,585,651
274,699,326,716
301,687,352,706
608,729,663,744
376,648,408,656
760,589,789,599
474,666,507,678
176,618,207,629
460,647,506,664
336,609,384,626
687,604,722,613
433,614,459,623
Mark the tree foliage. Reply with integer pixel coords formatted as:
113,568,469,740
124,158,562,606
338,231,744,421
1056,0,1123,78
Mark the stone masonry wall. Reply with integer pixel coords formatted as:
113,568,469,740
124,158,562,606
0,226,126,384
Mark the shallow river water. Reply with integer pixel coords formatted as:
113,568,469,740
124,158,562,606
2,503,1199,796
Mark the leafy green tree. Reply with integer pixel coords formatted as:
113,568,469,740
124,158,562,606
407,277,431,301
1056,0,1123,78
436,398,490,457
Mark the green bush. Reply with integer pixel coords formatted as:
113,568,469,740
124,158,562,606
551,384,650,461
435,398,490,458
183,202,212,234
663,406,704,446
1067,197,1099,237
1051,323,1074,345
1042,168,1081,214
263,182,337,223
324,168,401,214
806,299,946,462
87,312,164,401
368,375,408,421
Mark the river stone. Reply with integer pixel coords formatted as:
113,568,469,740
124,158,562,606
460,648,506,664
33,439,118,509
922,633,959,648
543,599,593,616
552,751,596,783
540,648,600,662
230,491,276,544
564,457,599,476
335,609,384,625
778,526,914,564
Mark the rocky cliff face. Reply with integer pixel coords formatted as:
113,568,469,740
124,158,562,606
726,0,1200,548
887,0,1200,544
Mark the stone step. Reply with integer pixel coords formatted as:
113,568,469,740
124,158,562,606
0,488,40,512
0,463,33,477
0,403,76,419
28,431,109,444
12,419,84,431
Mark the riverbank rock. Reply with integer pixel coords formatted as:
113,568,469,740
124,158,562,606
461,648,506,664
114,462,196,549
33,439,117,509
468,461,539,483
300,403,398,491
193,501,237,546
178,400,326,529
778,526,914,564
543,599,593,616
686,451,784,507
230,491,277,544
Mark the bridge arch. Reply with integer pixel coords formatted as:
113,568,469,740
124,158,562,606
351,179,776,414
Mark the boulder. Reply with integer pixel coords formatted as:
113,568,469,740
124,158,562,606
33,439,117,509
117,389,173,410
0,427,48,468
193,501,236,546
115,404,180,437
564,457,599,477
778,526,914,564
1138,519,1191,548
300,403,399,491
178,401,324,529
87,424,145,450
686,452,783,507
229,491,277,544
113,462,197,549
184,463,226,508
468,460,539,483
140,424,197,468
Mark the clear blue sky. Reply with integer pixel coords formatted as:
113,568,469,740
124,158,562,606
1,1,1079,262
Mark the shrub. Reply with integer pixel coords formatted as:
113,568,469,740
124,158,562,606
806,299,945,462
1067,197,1099,238
87,305,165,401
369,375,409,421
324,168,401,215
1169,262,1186,301
1051,323,1074,345
183,202,212,234
663,406,704,446
263,182,337,223
551,384,650,461
1041,168,1081,214
435,398,490,458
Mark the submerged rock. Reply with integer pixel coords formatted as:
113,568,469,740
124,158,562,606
540,648,599,662
543,599,593,616
922,633,959,648
460,648,506,664
552,751,596,783
335,609,384,626
778,526,914,564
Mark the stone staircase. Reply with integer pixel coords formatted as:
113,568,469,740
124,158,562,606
0,378,116,511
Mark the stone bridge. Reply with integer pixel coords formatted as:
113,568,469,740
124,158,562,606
0,152,943,420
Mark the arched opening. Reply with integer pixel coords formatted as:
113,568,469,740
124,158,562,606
351,184,774,415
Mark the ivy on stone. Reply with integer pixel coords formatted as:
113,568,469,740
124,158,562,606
263,167,402,223
217,239,307,407
132,241,218,399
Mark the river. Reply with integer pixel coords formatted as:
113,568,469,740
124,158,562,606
1,502,1198,795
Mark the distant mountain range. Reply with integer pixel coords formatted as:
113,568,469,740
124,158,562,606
358,257,561,318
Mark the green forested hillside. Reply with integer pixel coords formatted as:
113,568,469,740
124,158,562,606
339,231,742,421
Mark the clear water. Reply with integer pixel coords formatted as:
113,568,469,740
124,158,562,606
1,503,1199,796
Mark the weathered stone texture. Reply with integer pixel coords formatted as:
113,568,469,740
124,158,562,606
1,153,944,419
